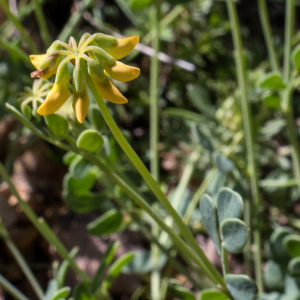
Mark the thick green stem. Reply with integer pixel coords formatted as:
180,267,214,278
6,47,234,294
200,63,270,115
226,0,263,291
32,0,51,48
0,0,38,53
82,71,225,287
149,2,161,298
257,0,280,72
0,220,44,299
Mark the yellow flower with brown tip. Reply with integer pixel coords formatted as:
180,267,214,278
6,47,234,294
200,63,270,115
29,33,140,123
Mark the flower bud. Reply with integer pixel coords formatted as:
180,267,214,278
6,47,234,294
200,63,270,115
92,33,117,49
73,66,86,93
92,48,115,66
73,86,90,123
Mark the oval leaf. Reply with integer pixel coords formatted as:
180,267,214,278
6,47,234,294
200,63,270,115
87,209,123,236
77,129,103,152
45,114,69,139
221,218,248,253
200,289,230,300
225,274,258,300
258,72,285,90
199,194,221,254
264,260,284,291
217,188,243,225
288,257,300,277
283,234,300,257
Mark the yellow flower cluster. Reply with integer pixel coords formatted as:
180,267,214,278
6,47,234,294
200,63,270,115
30,34,140,123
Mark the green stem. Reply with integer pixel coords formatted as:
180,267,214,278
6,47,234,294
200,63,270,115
221,245,229,276
83,71,225,287
150,2,161,298
6,103,224,287
0,161,89,282
32,0,51,48
257,0,280,72
0,220,44,299
226,0,263,291
0,274,29,300
0,0,38,53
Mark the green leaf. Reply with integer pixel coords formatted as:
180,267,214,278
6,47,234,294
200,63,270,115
225,274,258,300
65,173,96,197
283,234,300,257
166,0,193,5
269,227,293,263
123,250,167,274
263,93,280,109
200,289,230,300
288,257,300,277
63,152,77,165
217,188,243,225
88,105,105,130
44,114,69,139
167,279,196,300
131,0,152,9
50,287,71,300
21,104,32,120
74,282,96,300
292,44,300,70
264,260,284,291
221,218,248,253
70,156,93,179
102,252,134,290
76,129,103,152
199,194,221,254
87,209,123,236
258,72,285,90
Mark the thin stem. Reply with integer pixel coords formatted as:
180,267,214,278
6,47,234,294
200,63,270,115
32,0,51,48
83,70,225,287
6,103,225,287
0,274,29,300
0,161,89,282
0,220,44,299
226,0,263,291
221,245,229,276
149,2,161,298
0,0,38,53
257,0,280,72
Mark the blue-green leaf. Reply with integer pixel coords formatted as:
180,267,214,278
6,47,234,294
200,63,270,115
200,289,230,300
45,114,69,139
225,274,258,300
199,194,221,254
292,44,300,70
221,218,248,253
217,188,243,225
288,257,300,277
50,287,71,300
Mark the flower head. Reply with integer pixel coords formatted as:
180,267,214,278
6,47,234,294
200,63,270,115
30,33,140,123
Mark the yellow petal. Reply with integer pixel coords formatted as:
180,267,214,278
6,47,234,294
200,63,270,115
30,54,47,70
104,61,140,82
73,89,90,123
92,76,128,104
37,82,71,115
105,36,139,60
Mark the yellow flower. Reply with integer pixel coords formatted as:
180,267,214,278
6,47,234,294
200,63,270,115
30,54,60,79
29,33,140,123
37,81,71,116
73,87,90,124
